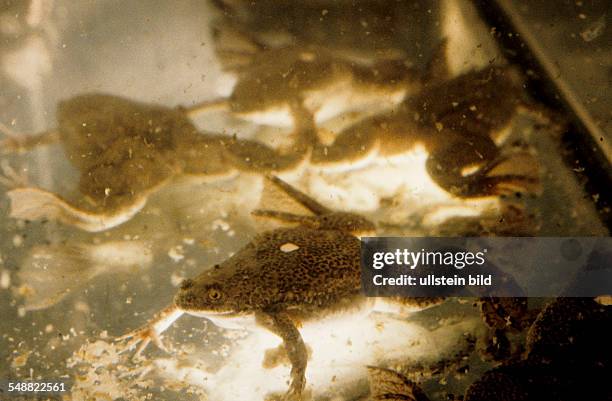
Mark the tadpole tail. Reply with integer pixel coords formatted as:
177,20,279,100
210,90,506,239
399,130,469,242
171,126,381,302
16,240,154,311
264,175,332,216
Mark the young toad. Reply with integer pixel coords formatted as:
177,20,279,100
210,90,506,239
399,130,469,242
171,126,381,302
1,94,315,231
192,42,422,127
311,65,550,197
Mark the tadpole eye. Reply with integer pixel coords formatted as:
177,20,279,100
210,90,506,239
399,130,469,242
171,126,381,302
208,288,223,301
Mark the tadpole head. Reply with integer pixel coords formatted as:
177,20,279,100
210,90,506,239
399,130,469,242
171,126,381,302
174,271,233,314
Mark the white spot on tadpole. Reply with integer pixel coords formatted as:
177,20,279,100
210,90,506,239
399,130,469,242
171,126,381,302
280,243,300,253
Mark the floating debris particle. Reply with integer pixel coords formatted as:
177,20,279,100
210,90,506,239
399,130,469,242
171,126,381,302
168,245,185,262
212,219,230,231
12,234,23,247
0,269,10,289
11,350,31,368
74,301,91,313
171,272,186,287
580,14,606,42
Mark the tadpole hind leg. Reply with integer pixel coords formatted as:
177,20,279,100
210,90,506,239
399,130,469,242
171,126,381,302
256,311,308,400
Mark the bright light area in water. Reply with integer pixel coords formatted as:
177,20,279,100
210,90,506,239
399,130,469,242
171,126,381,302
144,305,481,400
441,0,499,75
306,145,499,224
